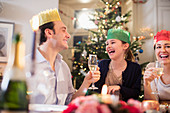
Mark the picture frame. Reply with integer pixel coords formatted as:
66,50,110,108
0,21,14,62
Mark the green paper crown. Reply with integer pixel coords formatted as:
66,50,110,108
107,29,131,45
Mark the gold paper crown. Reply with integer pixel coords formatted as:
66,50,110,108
30,8,61,29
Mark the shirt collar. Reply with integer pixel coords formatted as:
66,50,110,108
36,49,63,63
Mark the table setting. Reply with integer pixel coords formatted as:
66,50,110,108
28,84,170,113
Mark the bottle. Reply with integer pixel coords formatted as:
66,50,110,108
0,34,29,112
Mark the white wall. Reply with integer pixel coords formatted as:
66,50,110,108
0,0,59,55
132,0,156,64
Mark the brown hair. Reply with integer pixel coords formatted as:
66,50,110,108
121,41,135,62
39,22,55,45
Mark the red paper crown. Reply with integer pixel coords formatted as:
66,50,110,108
154,30,170,45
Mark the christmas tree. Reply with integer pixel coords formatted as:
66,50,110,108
72,0,144,89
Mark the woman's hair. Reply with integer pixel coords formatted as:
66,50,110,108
39,22,55,45
121,41,135,62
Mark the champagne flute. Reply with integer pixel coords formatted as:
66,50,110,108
88,54,98,90
151,61,163,95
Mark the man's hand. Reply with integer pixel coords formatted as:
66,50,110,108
84,67,100,85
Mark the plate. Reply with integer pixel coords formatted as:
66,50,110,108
29,104,68,112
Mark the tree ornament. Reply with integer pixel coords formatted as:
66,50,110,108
112,7,115,11
81,49,87,58
100,37,103,40
95,20,98,24
78,41,81,44
117,2,120,5
86,36,92,45
73,66,77,70
116,16,121,22
134,53,138,56
80,69,87,76
139,49,143,53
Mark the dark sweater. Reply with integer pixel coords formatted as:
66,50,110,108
95,59,142,101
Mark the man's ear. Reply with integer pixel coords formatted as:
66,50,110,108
123,43,129,50
44,28,53,38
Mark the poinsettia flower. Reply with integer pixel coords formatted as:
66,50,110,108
63,95,142,113
121,105,140,113
127,99,142,113
71,95,97,106
119,100,127,107
98,104,112,113
75,100,100,113
63,103,78,113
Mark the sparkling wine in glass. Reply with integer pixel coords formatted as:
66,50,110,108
88,54,98,90
155,61,163,77
151,61,163,95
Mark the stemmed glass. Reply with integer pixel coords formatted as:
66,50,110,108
151,61,163,94
88,54,98,90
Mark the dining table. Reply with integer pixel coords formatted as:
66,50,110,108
28,104,67,113
0,104,67,113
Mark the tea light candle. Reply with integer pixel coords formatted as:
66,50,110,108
142,100,160,112
101,84,112,104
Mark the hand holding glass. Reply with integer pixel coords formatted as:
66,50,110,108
151,61,163,94
88,54,98,90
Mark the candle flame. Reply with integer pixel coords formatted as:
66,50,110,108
32,16,39,31
101,84,107,95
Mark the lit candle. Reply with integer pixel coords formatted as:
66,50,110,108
31,16,40,75
101,84,112,104
142,100,159,112
101,84,107,95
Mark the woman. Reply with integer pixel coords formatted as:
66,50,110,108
95,29,142,101
144,30,170,104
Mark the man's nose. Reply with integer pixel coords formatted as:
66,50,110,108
66,32,71,38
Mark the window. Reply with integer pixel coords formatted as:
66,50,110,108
74,9,98,29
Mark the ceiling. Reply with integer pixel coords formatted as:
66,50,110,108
59,0,99,5
59,0,103,9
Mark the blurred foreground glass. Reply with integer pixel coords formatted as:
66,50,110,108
0,34,29,112
142,100,160,113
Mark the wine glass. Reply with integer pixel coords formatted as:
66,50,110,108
151,61,163,95
88,54,98,90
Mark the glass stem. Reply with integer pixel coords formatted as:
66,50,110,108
91,71,95,88
153,77,159,95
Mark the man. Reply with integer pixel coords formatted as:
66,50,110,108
27,8,100,105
